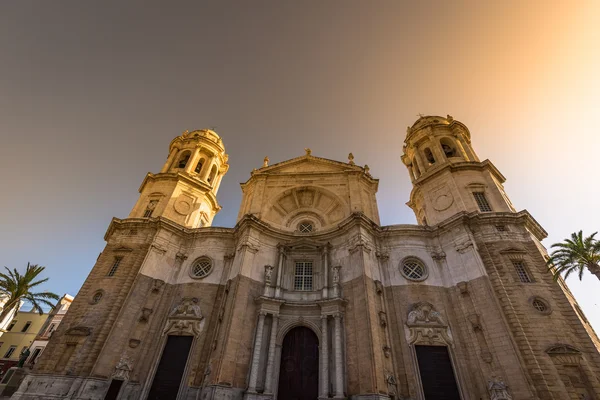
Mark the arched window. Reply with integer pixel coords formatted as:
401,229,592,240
207,165,218,183
194,158,205,174
440,137,458,159
424,148,435,165
177,152,191,169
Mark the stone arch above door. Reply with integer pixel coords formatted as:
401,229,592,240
276,317,322,345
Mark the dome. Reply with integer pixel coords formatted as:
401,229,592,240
405,114,469,142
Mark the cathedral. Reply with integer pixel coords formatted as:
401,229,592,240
14,116,600,400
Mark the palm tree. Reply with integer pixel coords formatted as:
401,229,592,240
547,231,600,281
0,263,60,325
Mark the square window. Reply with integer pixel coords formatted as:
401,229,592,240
473,192,492,212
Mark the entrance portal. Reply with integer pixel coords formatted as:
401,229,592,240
415,345,461,400
147,335,193,400
277,327,319,400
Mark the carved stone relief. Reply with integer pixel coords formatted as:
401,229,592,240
112,355,133,381
163,297,204,336
405,302,453,346
488,378,513,400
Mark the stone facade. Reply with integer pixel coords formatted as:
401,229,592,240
13,119,600,400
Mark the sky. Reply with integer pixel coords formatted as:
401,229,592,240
1,1,599,330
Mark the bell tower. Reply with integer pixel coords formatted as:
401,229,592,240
401,115,516,225
129,129,229,228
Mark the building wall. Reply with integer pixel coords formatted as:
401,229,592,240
12,119,600,400
0,310,48,376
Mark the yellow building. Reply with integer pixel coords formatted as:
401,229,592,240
0,310,48,376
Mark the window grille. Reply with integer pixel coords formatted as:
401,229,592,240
294,262,313,291
495,225,507,232
298,222,313,233
512,261,532,283
143,200,158,218
473,192,492,212
532,299,547,312
108,257,122,277
191,257,212,278
92,292,103,304
402,259,427,281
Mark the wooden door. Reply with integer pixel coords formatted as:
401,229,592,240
147,335,193,400
415,345,461,400
277,327,319,400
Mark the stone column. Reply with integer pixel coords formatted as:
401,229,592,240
322,246,329,298
248,311,267,392
413,150,427,173
264,314,279,393
200,158,214,181
275,246,285,298
186,148,200,173
333,313,344,397
454,134,477,161
431,139,446,163
160,148,179,173
320,315,329,398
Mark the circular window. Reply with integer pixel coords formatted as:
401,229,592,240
90,291,103,305
298,222,313,233
401,258,428,281
190,257,213,278
531,298,550,314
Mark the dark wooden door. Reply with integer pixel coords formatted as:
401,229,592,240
416,345,461,400
277,327,319,400
103,379,123,400
148,335,193,400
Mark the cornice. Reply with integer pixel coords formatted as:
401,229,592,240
138,172,221,212
104,209,547,246
412,159,506,187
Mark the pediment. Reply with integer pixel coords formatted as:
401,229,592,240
259,156,361,175
282,238,328,251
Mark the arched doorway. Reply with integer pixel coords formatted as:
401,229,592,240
277,327,319,400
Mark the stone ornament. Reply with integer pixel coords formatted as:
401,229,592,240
382,345,391,358
128,339,141,348
348,153,355,165
432,186,454,211
139,307,153,323
374,280,384,295
332,265,341,285
455,240,474,254
112,355,133,381
264,265,274,285
151,279,165,293
379,311,387,327
405,302,453,346
488,378,513,400
163,297,204,336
